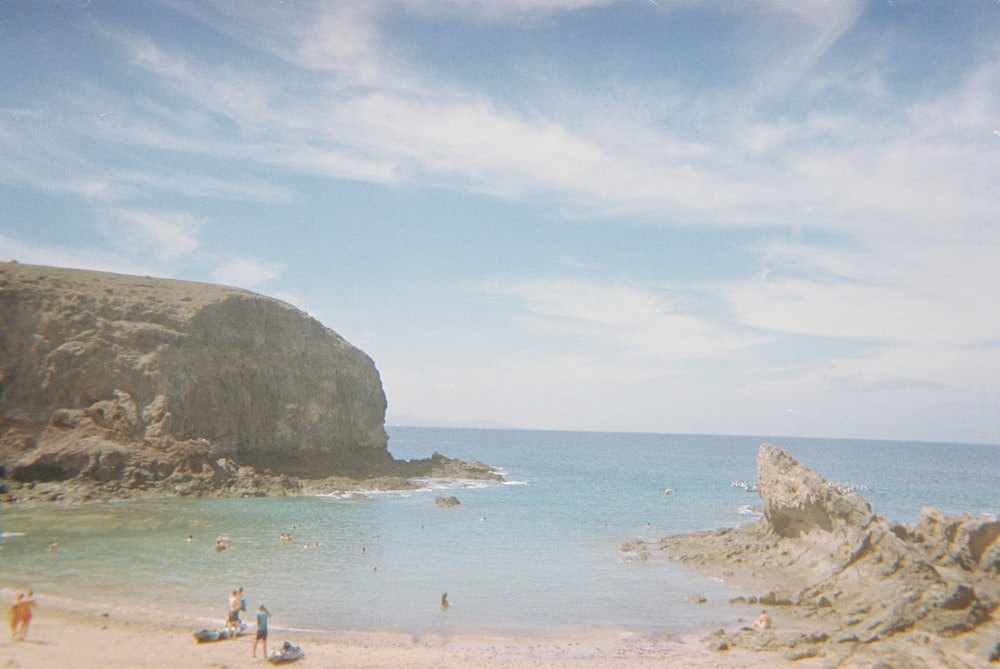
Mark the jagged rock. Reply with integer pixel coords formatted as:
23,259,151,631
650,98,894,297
757,444,876,539
659,444,1000,668
0,263,400,498
434,495,461,508
903,507,1000,573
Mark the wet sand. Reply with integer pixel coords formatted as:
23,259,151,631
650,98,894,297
2,590,821,668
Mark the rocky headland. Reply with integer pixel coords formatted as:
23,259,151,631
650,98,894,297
0,263,499,503
653,445,999,668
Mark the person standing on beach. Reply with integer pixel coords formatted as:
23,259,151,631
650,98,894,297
8,593,23,640
227,589,242,636
18,592,36,640
252,603,271,659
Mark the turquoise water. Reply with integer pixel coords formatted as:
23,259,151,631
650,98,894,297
2,427,998,637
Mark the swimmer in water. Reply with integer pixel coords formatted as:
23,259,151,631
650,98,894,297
441,593,450,612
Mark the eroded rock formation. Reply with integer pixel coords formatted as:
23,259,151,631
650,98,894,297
657,444,1000,668
0,263,424,500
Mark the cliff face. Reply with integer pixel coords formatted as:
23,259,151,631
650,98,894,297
0,263,390,486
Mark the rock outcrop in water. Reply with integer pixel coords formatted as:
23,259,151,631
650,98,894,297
657,445,1000,668
0,263,498,502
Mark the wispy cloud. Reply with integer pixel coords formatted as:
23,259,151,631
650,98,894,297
101,208,203,261
482,278,756,363
0,234,153,277
85,2,991,239
209,258,284,290
0,100,297,206
755,0,868,95
7,2,996,243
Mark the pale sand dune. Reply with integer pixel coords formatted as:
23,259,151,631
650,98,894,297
2,593,821,669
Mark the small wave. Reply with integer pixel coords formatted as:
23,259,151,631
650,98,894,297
1,531,27,539
313,477,504,500
737,505,762,515
410,478,501,491
315,489,416,500
502,480,528,486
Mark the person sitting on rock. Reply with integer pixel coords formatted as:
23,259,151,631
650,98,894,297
752,609,772,631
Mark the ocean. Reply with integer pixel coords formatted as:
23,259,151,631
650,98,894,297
2,427,999,638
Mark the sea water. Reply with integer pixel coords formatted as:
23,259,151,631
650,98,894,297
2,427,998,637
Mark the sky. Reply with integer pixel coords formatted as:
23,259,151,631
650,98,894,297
1,1,999,445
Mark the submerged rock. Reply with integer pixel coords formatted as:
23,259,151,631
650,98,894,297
659,444,1000,668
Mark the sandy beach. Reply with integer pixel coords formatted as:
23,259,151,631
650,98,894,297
3,590,821,669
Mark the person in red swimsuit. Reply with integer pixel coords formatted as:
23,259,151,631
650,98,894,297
11,592,36,641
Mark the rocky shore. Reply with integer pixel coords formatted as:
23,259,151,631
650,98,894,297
653,445,1000,668
0,450,502,504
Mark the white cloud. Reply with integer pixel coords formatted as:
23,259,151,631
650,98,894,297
382,335,1000,441
210,258,284,290
714,230,1000,443
760,0,867,91
102,208,203,261
341,93,606,195
397,0,619,23
0,234,153,277
382,351,678,432
0,94,299,207
94,6,708,213
731,235,1000,348
482,278,756,363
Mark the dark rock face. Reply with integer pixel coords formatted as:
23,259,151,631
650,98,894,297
0,263,390,492
658,444,1000,668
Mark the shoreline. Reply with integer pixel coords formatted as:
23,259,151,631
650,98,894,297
2,588,822,668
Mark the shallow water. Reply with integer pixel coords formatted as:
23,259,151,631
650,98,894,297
2,427,998,637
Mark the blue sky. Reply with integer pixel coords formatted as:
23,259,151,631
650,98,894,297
2,1,999,444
